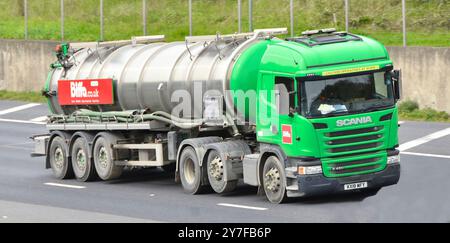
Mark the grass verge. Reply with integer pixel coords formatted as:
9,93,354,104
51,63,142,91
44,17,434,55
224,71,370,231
398,100,450,123
0,90,45,103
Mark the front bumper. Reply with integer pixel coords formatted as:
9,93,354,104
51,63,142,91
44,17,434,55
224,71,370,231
287,163,400,198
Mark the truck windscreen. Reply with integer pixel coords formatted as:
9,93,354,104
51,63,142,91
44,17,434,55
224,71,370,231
299,72,395,118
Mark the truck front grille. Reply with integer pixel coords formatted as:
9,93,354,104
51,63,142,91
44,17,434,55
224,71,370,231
322,153,386,178
329,142,382,153
323,126,385,157
320,125,388,177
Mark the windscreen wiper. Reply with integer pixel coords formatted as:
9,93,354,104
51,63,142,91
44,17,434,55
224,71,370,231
360,105,395,113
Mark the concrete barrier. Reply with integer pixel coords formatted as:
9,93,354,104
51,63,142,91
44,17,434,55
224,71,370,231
0,39,57,92
0,39,449,113
386,47,450,113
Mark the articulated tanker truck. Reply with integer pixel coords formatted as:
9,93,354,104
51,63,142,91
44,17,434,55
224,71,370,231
33,28,401,203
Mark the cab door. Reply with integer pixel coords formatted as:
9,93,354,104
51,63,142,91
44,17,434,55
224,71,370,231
256,73,297,150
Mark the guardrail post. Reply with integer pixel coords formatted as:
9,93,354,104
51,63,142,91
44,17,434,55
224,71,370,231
143,0,147,36
189,0,193,36
24,0,28,40
345,0,349,32
402,0,407,47
249,0,253,32
238,0,242,33
290,0,294,37
61,0,64,41
100,0,104,41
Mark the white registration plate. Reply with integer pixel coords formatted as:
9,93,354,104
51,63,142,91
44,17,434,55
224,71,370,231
344,182,368,191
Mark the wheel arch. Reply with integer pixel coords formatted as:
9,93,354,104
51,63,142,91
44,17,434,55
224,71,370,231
175,137,223,182
69,131,96,159
92,131,125,159
204,140,252,182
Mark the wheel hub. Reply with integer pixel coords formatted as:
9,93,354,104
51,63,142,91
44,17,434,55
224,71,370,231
209,156,223,181
98,147,108,169
76,149,87,170
54,147,64,169
265,167,281,193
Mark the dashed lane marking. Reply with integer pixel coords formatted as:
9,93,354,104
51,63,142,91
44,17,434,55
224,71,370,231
44,183,86,189
0,103,41,116
402,151,450,159
0,118,45,125
30,116,48,122
217,203,268,211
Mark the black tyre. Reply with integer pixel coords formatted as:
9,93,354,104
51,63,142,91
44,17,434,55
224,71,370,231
49,136,73,179
71,137,97,182
179,147,207,194
93,136,123,181
206,150,237,194
262,156,288,204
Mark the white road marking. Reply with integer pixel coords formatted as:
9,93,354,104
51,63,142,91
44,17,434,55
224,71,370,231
149,194,155,197
398,121,405,125
0,103,41,115
30,116,48,122
399,127,450,151
402,151,450,159
217,203,268,211
2,216,7,219
44,183,86,189
0,118,45,125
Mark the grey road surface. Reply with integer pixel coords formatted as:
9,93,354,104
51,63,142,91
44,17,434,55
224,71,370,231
0,101,449,223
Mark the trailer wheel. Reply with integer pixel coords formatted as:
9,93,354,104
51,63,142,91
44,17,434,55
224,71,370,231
179,147,207,194
206,150,237,194
262,156,288,204
71,137,97,182
49,136,73,179
93,136,123,181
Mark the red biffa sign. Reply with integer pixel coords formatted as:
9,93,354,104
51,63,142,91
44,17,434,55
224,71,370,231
282,125,293,144
58,79,114,105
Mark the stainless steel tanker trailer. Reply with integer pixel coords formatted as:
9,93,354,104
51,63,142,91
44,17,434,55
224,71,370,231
33,28,402,203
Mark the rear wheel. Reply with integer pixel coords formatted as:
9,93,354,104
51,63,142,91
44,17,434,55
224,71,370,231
49,136,73,179
179,147,207,194
71,137,97,182
93,135,123,181
206,150,237,194
262,156,288,204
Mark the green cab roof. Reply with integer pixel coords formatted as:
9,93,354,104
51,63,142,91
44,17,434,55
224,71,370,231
260,35,391,74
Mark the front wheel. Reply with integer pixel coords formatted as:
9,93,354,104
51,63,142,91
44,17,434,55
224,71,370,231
262,156,288,204
206,150,237,194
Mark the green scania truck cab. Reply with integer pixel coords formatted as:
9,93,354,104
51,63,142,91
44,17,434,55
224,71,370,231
229,29,401,202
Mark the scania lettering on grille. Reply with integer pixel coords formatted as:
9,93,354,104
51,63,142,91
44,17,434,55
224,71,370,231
336,116,373,127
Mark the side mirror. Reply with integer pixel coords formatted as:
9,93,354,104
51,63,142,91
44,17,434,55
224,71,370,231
392,70,402,101
274,84,290,115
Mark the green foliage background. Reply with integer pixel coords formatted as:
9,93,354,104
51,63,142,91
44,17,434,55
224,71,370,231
0,0,448,45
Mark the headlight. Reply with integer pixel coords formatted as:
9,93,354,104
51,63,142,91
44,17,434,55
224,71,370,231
298,165,323,175
387,154,400,164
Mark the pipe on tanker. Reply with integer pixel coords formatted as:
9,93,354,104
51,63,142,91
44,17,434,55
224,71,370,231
137,114,203,129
